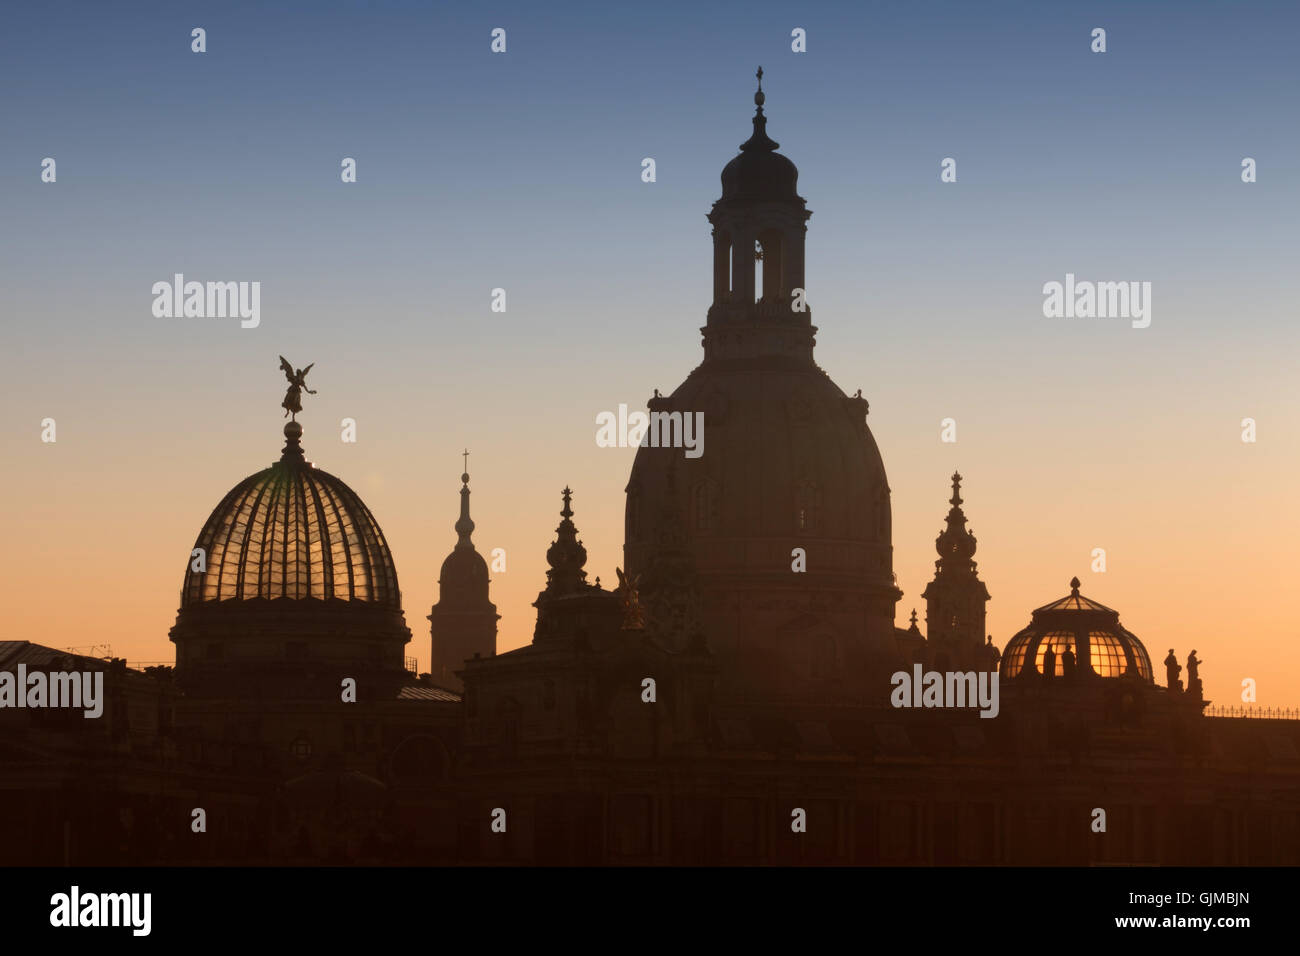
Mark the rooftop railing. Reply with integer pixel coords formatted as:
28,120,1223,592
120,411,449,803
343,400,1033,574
1204,704,1300,720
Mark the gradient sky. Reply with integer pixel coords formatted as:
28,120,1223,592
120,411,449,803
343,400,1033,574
2,0,1298,709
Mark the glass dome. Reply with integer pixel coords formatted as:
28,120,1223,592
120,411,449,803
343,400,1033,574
181,421,399,607
1000,577,1152,682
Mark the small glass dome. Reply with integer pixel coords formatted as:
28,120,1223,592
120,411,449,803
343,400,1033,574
1001,577,1152,682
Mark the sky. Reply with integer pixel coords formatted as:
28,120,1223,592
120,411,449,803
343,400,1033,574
2,0,1298,709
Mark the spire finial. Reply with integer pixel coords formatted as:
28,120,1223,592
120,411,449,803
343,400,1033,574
462,448,470,483
454,459,476,549
561,486,573,519
933,471,978,566
909,608,919,627
1069,576,1081,594
740,67,778,153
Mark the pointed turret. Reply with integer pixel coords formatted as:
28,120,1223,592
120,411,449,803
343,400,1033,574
543,487,589,596
428,453,498,692
921,472,991,666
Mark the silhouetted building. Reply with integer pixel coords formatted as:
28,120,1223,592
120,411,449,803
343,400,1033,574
921,472,991,670
4,73,1299,867
428,466,498,692
622,70,900,705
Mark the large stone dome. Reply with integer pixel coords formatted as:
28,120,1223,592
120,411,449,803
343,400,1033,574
625,364,893,585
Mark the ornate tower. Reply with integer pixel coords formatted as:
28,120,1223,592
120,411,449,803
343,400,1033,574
624,71,901,701
703,66,814,360
533,487,619,646
542,486,588,598
921,472,991,668
428,458,498,691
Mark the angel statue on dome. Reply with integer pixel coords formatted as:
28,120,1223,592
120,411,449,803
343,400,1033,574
279,356,316,420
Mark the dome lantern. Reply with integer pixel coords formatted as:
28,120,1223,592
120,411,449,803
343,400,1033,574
706,68,813,362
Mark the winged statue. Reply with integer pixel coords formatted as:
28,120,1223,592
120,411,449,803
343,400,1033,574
279,356,317,420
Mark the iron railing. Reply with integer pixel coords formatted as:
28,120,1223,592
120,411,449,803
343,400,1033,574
1204,705,1300,719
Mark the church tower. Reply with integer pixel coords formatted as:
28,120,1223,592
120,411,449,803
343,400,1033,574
921,472,991,668
703,66,813,360
428,460,498,692
624,70,901,701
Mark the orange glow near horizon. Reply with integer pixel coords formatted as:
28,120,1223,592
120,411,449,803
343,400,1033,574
4,314,1296,714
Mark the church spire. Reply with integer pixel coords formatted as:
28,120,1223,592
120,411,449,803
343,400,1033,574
544,486,589,595
428,453,499,692
921,471,991,662
454,449,475,550
741,65,779,153
935,471,978,571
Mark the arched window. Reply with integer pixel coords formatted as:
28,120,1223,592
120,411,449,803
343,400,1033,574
757,228,784,302
794,479,820,532
1034,631,1076,677
714,230,733,302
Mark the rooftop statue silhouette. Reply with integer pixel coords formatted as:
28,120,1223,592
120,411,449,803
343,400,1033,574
1187,650,1205,702
1165,649,1183,693
1061,646,1077,680
279,355,316,420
